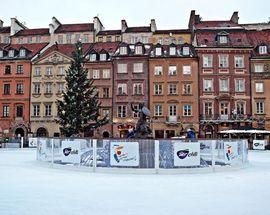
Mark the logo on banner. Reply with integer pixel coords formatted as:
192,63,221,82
63,147,79,156
225,145,236,161
112,144,136,163
176,149,198,159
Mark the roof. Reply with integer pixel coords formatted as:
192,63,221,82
125,26,151,33
89,42,120,53
1,43,49,58
195,29,251,47
154,29,191,34
96,30,121,36
0,26,10,34
55,23,94,33
13,28,49,36
195,20,241,29
40,43,93,59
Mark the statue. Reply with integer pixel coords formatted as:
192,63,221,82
129,103,152,139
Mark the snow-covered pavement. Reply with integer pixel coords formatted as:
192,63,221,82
0,149,269,215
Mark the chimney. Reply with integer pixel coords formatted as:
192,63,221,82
188,10,196,30
10,17,26,36
93,16,104,34
121,20,128,33
230,11,239,24
0,20,3,28
150,19,157,32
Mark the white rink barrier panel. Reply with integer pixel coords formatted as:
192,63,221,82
36,139,249,173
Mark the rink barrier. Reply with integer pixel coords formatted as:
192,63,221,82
35,138,249,174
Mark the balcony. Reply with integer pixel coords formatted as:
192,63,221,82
165,116,181,125
200,114,253,123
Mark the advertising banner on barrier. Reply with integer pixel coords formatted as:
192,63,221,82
253,140,266,150
61,141,81,163
28,138,38,147
110,142,139,166
173,141,200,167
199,140,213,154
224,141,238,164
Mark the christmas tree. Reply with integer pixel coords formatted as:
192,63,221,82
57,41,108,137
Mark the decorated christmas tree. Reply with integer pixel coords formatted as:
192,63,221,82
57,41,108,137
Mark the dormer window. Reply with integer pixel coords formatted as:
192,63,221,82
155,47,162,56
259,45,267,54
100,53,107,61
219,36,228,44
169,47,176,55
135,46,143,55
8,50,14,58
19,49,26,57
120,46,127,55
0,50,3,58
90,54,96,61
182,47,190,56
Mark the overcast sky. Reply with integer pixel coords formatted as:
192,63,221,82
1,0,270,30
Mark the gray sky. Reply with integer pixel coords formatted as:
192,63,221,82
1,0,270,29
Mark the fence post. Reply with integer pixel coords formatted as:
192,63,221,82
154,140,159,174
51,138,54,167
21,137,24,148
211,140,216,172
92,139,97,172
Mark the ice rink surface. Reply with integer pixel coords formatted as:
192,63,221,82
0,149,269,215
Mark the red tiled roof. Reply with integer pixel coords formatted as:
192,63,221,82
0,26,10,33
154,29,191,34
14,28,49,36
196,29,251,47
40,43,93,59
90,42,120,53
125,26,151,33
55,23,94,33
4,43,49,58
196,21,240,29
96,30,121,36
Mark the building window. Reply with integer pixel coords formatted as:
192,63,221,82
35,67,41,76
28,37,32,44
158,38,163,44
103,88,109,98
182,47,190,55
4,36,10,44
75,34,80,42
34,83,41,94
235,79,245,92
100,54,107,61
5,65,11,74
3,105,9,117
220,102,229,115
135,46,143,55
103,109,110,118
154,104,163,116
98,36,103,42
169,105,177,116
19,49,26,57
204,102,213,116
256,102,264,114
92,70,100,79
235,56,244,68
90,54,96,62
169,66,177,76
45,83,52,94
83,34,89,43
16,84,24,94
259,46,267,54
142,36,148,43
115,36,121,42
102,69,110,79
46,67,52,76
120,46,127,55
254,64,264,73
133,83,143,95
18,38,23,44
8,50,14,58
183,105,192,116
154,84,163,95
66,34,72,44
183,65,191,75
117,64,127,73
58,67,65,75
131,36,138,44
132,105,139,118
219,55,228,67
3,84,10,95
57,83,64,93
219,79,229,92
133,63,143,73
36,36,41,43
105,36,111,42
255,83,264,93
219,36,228,44
155,47,162,56
118,105,126,118
117,83,127,95
16,105,23,117
154,66,163,76
0,50,3,58
183,84,192,95
236,102,245,115
17,65,24,74
169,47,176,55
45,104,52,116
203,79,213,92
168,84,177,95
58,35,63,44
203,55,213,67
33,105,40,116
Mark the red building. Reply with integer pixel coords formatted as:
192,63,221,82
0,43,48,139
189,11,253,138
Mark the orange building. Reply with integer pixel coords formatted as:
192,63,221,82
0,43,48,139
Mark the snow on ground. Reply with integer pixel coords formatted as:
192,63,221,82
0,149,269,215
